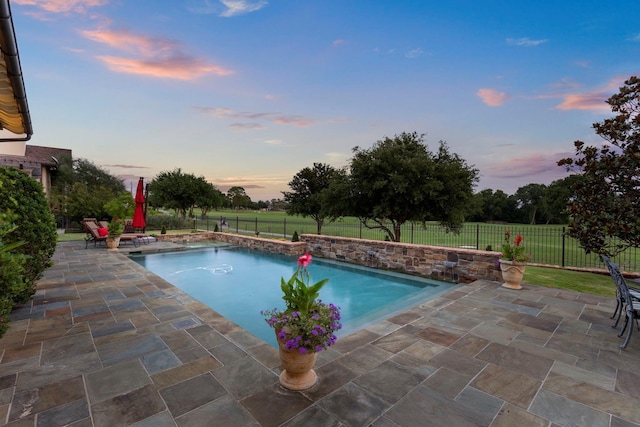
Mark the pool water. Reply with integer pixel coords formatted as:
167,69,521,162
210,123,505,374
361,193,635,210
131,247,454,348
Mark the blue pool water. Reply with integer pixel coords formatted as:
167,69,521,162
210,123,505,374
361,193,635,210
131,247,454,348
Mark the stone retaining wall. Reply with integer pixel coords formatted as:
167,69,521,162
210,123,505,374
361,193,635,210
300,234,502,283
155,232,501,282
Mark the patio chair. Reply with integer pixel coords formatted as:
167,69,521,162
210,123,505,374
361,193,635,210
83,220,139,249
602,256,640,349
602,255,640,329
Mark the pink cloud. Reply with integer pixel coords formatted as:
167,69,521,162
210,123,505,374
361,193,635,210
197,107,317,128
333,39,345,46
14,0,107,14
477,88,510,106
485,152,570,179
81,28,233,79
553,76,627,112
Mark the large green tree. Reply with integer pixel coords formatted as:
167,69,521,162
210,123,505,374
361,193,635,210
227,186,252,210
283,163,344,234
331,132,478,242
51,157,126,222
195,179,225,218
514,183,548,224
558,75,640,256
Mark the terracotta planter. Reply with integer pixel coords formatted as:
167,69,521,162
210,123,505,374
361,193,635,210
500,259,526,290
106,236,121,251
277,337,318,390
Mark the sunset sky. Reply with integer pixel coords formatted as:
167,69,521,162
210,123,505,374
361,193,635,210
11,0,640,200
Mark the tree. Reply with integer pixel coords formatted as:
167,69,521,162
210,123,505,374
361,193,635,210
468,189,515,222
148,168,196,218
558,75,640,256
103,191,135,220
331,132,478,242
227,186,251,209
283,163,344,234
514,183,547,224
543,175,583,224
195,180,225,218
51,157,126,221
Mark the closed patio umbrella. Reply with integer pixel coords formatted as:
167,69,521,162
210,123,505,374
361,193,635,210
132,177,146,230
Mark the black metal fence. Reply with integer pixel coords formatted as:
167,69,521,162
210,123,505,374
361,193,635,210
173,216,638,272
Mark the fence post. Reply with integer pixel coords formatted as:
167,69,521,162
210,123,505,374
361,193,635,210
359,222,362,239
255,218,258,234
476,224,480,250
411,223,414,244
235,216,238,233
284,218,287,239
561,226,566,267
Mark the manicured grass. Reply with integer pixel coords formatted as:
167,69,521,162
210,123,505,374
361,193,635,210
524,266,614,297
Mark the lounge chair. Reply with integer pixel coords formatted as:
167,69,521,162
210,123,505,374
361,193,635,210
123,219,151,244
83,220,139,249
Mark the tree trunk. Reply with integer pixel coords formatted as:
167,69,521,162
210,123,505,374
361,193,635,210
393,223,402,242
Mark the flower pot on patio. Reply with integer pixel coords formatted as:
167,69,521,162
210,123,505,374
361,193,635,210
277,336,318,390
106,236,121,251
500,259,525,290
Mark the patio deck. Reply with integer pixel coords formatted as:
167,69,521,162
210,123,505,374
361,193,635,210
1,241,639,426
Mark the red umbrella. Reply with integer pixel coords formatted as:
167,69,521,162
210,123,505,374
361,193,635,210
132,177,146,229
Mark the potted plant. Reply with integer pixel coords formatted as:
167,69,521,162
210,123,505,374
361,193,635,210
106,219,124,250
500,229,530,289
262,253,341,390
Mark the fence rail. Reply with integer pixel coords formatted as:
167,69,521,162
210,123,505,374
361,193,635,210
169,216,639,272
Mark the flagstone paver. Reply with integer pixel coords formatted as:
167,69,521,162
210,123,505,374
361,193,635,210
0,240,638,426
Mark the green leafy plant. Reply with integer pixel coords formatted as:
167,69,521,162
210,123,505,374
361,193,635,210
262,254,341,354
291,231,299,242
107,219,123,237
0,214,27,337
0,167,56,302
161,225,167,234
501,229,530,263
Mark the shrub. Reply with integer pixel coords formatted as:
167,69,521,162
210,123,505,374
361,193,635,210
0,213,27,337
214,224,219,232
161,225,167,234
291,231,299,242
0,167,56,302
145,213,191,231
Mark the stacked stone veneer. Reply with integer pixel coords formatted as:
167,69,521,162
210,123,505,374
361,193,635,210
300,234,502,283
155,232,502,283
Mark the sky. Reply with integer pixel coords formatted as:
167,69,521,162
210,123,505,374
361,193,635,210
8,0,640,201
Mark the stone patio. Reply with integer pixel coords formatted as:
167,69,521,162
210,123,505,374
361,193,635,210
0,240,639,426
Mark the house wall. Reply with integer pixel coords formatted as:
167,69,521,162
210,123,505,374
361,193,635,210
0,141,26,156
156,232,502,282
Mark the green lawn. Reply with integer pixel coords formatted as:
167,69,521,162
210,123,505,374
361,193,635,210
523,266,614,297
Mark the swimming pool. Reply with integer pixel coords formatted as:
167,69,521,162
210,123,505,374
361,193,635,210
131,247,454,348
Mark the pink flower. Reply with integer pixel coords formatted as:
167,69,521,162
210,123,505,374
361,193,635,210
298,253,312,268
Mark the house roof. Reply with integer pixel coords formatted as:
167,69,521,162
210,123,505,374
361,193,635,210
0,0,31,140
0,144,71,168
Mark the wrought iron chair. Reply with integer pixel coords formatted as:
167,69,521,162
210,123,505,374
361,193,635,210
602,256,640,349
602,255,640,329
